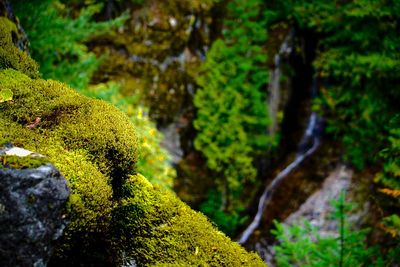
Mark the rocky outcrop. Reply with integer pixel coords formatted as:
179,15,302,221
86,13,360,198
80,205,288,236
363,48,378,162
0,145,70,267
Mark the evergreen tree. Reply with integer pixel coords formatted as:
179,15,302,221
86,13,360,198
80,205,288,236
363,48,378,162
194,0,274,232
13,0,127,90
272,193,399,267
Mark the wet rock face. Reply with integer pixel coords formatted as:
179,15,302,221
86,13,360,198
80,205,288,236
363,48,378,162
0,145,70,267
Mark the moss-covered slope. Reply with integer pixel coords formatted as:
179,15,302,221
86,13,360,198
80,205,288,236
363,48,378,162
0,14,265,266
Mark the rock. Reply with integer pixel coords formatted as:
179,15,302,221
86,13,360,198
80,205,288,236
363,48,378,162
252,165,354,266
284,164,353,236
0,145,70,267
160,121,184,165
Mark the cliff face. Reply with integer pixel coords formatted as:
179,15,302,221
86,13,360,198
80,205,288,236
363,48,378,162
0,2,265,266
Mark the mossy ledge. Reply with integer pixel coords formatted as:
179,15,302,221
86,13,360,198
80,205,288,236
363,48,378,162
0,154,50,169
0,14,265,266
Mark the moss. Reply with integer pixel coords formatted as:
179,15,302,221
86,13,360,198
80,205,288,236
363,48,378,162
0,17,39,78
0,117,114,228
0,18,264,263
0,69,138,182
115,174,265,267
0,68,137,264
0,69,265,264
0,154,49,169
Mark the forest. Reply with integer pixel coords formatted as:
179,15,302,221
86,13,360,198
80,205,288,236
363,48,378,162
0,0,399,266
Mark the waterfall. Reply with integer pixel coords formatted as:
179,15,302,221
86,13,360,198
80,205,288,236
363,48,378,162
238,76,322,245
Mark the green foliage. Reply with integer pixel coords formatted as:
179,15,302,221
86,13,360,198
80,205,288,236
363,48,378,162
0,68,261,265
278,0,400,245
0,69,138,180
199,189,247,236
194,0,273,232
13,0,127,90
0,69,128,264
375,119,400,237
289,0,400,169
13,0,174,189
272,193,396,267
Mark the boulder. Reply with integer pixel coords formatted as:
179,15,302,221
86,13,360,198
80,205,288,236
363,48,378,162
0,145,70,267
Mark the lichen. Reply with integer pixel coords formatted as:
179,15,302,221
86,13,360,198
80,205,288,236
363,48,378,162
0,17,39,78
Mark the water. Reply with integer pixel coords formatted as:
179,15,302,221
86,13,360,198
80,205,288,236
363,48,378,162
238,135,320,244
239,76,322,244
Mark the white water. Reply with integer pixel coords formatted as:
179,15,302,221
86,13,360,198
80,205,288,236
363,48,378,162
238,135,320,244
239,73,322,244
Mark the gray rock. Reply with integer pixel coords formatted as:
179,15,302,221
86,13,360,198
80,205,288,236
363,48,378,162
0,145,70,267
284,164,353,237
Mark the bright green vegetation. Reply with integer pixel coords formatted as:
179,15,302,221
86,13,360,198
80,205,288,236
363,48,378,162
194,0,400,259
273,193,400,266
194,0,273,234
4,0,400,265
0,88,12,102
86,82,176,189
0,14,264,266
0,155,49,169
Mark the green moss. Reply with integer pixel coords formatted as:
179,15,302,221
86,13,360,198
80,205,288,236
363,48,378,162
0,117,114,231
45,144,113,232
0,23,264,264
0,154,49,169
0,69,138,181
115,174,265,267
0,68,137,264
0,17,39,78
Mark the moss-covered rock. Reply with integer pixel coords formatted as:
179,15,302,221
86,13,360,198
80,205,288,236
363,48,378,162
0,68,136,264
0,17,39,78
0,69,138,181
116,174,264,266
0,12,265,266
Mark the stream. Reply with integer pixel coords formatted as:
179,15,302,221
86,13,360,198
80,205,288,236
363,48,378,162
239,95,322,244
238,31,323,246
